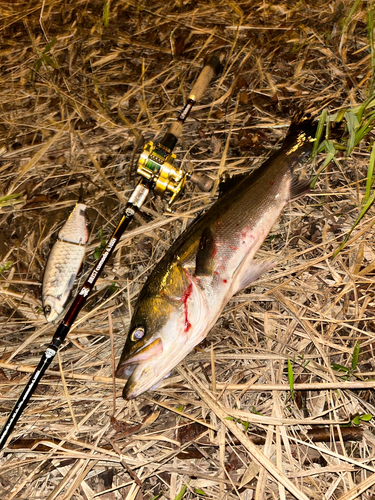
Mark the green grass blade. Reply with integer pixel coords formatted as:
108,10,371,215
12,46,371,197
0,193,23,208
0,261,13,274
33,37,58,74
354,115,375,148
332,363,350,373
335,107,347,122
43,54,59,69
368,1,375,95
174,485,187,500
345,110,360,155
360,414,373,421
103,0,110,27
334,190,375,257
312,109,327,157
351,341,360,371
43,36,57,54
334,95,375,122
341,0,362,32
195,489,206,496
364,142,375,204
310,139,337,188
356,94,375,123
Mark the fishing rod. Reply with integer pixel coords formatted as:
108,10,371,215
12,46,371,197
0,53,223,450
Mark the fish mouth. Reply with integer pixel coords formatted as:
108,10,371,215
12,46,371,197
116,338,164,399
43,295,65,323
43,304,59,323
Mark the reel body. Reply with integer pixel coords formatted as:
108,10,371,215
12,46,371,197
137,140,186,209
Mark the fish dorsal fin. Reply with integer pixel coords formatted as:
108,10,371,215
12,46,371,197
289,177,310,202
232,259,276,295
195,226,216,276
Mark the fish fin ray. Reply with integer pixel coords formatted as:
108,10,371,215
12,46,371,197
289,177,310,202
232,259,276,295
78,182,86,203
195,226,216,276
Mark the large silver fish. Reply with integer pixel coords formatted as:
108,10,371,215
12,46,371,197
42,203,88,323
116,117,316,399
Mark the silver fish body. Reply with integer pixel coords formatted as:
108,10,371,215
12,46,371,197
116,117,317,399
42,203,89,323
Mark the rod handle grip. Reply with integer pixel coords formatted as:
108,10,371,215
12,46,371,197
189,54,223,102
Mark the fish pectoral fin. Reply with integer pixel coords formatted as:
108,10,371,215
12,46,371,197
195,226,216,276
232,259,276,295
289,177,310,202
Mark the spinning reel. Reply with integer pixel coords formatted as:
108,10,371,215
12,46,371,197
137,136,214,210
138,138,186,209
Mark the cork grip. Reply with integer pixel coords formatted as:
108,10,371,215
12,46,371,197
188,54,222,102
168,121,184,139
163,54,222,143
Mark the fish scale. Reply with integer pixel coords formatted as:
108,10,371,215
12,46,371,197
116,117,317,399
42,203,88,323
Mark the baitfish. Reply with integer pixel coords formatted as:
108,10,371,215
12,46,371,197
116,116,317,399
42,203,89,323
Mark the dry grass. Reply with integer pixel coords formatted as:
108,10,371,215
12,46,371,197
1,0,375,498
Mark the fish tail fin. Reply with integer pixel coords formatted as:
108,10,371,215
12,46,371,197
286,113,317,142
283,114,317,200
279,113,318,167
78,182,85,203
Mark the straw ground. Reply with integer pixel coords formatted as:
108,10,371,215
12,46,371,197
1,0,375,498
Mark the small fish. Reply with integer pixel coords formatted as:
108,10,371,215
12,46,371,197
116,116,317,399
42,203,88,323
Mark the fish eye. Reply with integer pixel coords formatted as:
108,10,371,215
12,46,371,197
131,327,145,342
44,305,51,315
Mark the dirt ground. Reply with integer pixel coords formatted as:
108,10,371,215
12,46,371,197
1,0,375,499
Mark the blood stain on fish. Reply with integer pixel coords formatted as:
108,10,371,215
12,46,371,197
181,282,193,332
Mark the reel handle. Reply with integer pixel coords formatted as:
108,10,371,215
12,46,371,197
189,172,214,192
